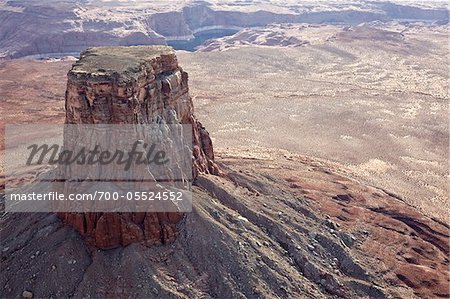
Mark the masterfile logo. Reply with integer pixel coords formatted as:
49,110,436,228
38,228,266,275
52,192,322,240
5,124,193,213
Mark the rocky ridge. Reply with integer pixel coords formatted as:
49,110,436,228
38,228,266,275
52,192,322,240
1,148,448,298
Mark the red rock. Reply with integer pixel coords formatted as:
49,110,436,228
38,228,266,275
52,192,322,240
58,46,218,249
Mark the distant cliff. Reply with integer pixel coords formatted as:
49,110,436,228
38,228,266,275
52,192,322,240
0,1,447,59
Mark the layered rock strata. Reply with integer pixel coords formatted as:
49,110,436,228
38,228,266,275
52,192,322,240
59,46,218,248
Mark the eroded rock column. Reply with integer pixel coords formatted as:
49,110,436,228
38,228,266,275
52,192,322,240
59,46,217,248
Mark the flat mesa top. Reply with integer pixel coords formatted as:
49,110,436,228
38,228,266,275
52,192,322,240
70,46,175,78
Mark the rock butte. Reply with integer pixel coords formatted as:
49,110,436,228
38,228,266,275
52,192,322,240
60,46,218,249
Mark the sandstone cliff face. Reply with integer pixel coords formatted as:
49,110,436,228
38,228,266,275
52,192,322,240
146,12,193,39
60,46,218,249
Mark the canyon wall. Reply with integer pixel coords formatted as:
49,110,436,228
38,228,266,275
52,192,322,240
1,1,448,59
60,45,218,248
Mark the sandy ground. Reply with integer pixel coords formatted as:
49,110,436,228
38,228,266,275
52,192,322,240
177,23,449,222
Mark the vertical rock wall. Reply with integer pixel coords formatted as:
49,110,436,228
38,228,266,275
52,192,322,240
59,46,217,248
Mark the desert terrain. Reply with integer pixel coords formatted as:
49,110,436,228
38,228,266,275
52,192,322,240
0,1,449,298
1,22,447,221
179,22,449,222
1,148,449,298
